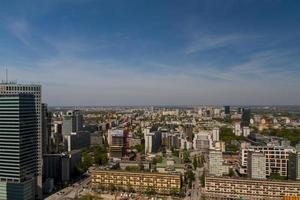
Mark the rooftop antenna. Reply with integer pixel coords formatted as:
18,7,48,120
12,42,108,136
5,68,8,83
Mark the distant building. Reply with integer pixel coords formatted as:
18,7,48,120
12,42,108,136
62,110,83,136
288,152,300,180
224,106,230,115
183,124,193,142
234,122,242,136
108,129,125,158
193,132,212,153
212,127,219,142
241,108,251,127
144,129,162,154
214,141,226,152
242,126,250,137
90,131,104,147
42,103,52,154
247,151,266,179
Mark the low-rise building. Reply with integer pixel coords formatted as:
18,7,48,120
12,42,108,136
205,176,300,200
91,169,181,195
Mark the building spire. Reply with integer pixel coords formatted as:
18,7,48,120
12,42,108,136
5,68,8,83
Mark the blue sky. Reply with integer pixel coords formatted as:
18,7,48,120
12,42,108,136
0,0,300,106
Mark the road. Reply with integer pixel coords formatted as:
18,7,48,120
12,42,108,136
184,166,206,200
45,176,91,200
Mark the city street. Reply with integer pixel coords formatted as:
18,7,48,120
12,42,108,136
184,166,205,200
45,176,91,200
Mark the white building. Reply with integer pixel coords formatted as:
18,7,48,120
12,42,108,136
234,122,242,136
193,132,213,153
248,151,266,179
214,141,226,152
208,150,228,176
212,127,220,142
242,126,250,137
239,145,295,176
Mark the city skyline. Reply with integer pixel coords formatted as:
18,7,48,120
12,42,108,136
1,0,300,106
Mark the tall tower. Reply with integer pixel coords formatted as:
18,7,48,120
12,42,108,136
248,151,266,179
0,83,43,199
0,94,38,200
62,110,83,136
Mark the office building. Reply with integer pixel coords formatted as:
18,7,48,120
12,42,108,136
193,132,212,153
42,103,52,154
91,169,181,195
240,145,295,176
62,110,83,136
108,129,125,158
242,126,250,137
247,151,266,179
90,131,104,147
65,131,90,152
224,106,230,115
208,150,228,176
234,122,242,136
183,124,193,142
0,94,38,200
212,127,219,142
144,129,162,154
43,150,81,187
205,176,300,200
288,152,300,180
241,108,251,127
0,83,43,199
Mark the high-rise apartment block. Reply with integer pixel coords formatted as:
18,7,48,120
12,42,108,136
42,103,52,154
241,108,251,127
212,127,219,142
193,132,212,153
0,83,43,199
108,129,125,158
242,126,250,137
240,145,295,176
247,151,266,179
62,110,83,136
208,150,228,176
0,94,38,200
144,128,162,154
288,152,300,180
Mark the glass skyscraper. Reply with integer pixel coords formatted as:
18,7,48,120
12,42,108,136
0,94,38,200
0,83,42,199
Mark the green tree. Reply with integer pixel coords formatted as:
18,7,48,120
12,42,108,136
93,145,108,165
183,150,190,163
193,156,198,169
229,168,235,177
200,173,205,187
185,169,195,189
145,186,156,196
170,187,180,196
269,173,286,180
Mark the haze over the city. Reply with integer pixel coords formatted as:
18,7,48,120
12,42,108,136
1,0,300,105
